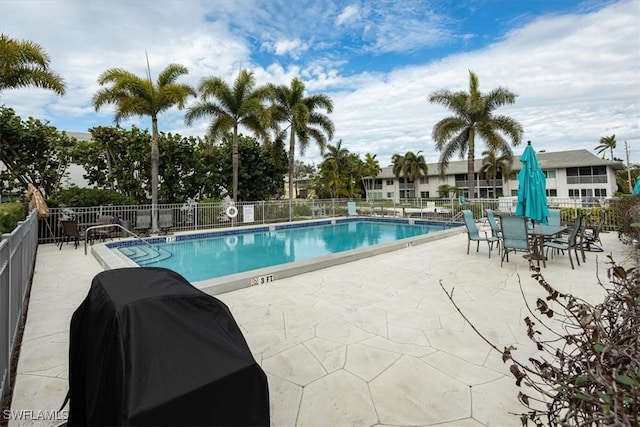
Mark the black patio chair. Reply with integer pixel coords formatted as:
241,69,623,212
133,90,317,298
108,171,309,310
583,210,605,252
59,219,82,250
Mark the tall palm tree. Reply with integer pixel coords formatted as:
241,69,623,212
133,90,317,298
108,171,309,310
185,70,270,203
391,153,406,200
402,151,429,198
428,70,523,198
595,134,616,160
268,78,334,218
93,63,195,231
362,153,381,201
480,149,511,197
0,34,65,95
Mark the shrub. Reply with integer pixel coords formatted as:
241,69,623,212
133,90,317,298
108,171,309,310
51,187,136,207
441,259,639,426
0,202,26,235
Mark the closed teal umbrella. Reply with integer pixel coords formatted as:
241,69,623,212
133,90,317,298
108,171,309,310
515,141,550,224
633,178,640,195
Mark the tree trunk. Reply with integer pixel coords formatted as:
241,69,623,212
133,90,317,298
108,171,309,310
467,131,476,198
151,116,159,232
232,124,239,202
288,125,296,221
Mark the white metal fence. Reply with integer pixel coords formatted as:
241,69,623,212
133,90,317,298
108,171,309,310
1,209,38,401
37,197,621,244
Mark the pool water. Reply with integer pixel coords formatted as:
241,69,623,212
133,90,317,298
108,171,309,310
117,220,449,282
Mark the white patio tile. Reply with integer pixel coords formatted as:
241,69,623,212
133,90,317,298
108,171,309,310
421,351,504,386
315,318,374,345
344,343,401,382
360,336,435,358
297,370,377,427
266,375,303,427
304,337,346,372
262,344,326,386
370,355,471,425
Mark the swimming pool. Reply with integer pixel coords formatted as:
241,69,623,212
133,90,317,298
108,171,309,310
96,218,463,295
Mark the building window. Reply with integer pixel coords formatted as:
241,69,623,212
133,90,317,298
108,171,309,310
386,179,394,186
568,189,580,198
546,189,557,197
594,188,607,197
373,179,383,190
420,191,429,198
419,177,428,184
386,192,394,198
511,190,518,196
566,166,608,184
542,170,556,178
581,189,593,197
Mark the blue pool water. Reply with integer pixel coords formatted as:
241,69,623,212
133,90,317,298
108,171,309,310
115,219,454,282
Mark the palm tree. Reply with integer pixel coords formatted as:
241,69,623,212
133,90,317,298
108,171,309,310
323,139,349,173
391,153,406,200
402,151,429,198
362,153,381,202
428,70,523,198
93,63,195,231
480,149,511,197
268,78,334,218
595,134,616,160
0,34,65,95
185,70,270,203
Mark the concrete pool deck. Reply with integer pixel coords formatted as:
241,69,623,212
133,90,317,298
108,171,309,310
8,227,636,426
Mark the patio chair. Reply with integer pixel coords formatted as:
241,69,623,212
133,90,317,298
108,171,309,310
93,215,117,242
500,216,534,267
462,210,499,258
159,209,174,234
59,219,81,250
548,209,561,227
135,210,151,236
485,208,501,238
544,214,585,270
582,210,605,252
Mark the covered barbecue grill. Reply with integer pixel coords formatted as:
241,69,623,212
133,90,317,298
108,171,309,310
67,267,269,426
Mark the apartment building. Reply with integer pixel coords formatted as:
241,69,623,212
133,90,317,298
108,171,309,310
366,149,623,202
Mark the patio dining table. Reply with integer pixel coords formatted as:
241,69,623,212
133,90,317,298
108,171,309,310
527,224,568,268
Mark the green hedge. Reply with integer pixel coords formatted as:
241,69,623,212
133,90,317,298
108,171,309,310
0,202,26,235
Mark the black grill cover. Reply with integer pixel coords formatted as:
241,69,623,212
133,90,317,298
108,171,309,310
67,267,269,426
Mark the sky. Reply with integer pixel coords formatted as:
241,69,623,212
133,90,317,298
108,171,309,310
1,0,639,167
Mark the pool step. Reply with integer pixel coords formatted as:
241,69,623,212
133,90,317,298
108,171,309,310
119,246,173,265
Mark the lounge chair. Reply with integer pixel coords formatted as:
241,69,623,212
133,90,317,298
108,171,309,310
499,215,534,267
462,210,499,258
59,220,81,250
159,209,174,234
135,210,151,236
582,210,605,252
544,214,585,269
347,201,358,216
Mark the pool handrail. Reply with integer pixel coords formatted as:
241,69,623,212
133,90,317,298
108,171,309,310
84,224,158,255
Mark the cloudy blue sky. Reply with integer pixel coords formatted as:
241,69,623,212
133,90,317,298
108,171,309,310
1,0,638,166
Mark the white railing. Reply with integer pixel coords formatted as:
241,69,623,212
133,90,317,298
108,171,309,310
0,209,38,400
36,197,621,244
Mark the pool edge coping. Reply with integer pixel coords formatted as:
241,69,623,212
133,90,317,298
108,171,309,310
91,217,465,295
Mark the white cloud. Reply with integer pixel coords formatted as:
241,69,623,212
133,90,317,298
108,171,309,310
0,0,638,168
261,38,310,59
336,5,359,26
